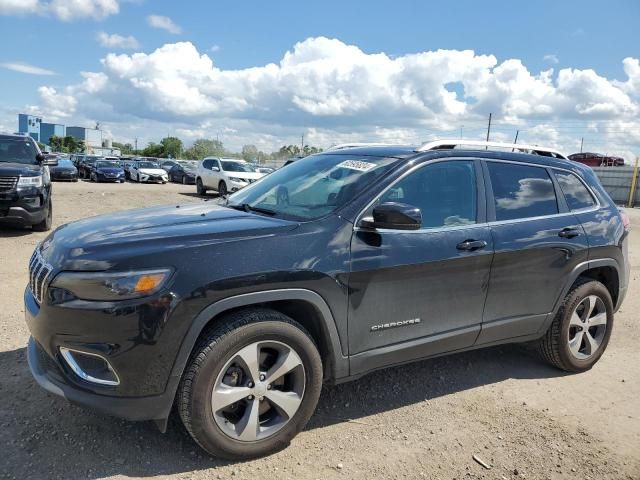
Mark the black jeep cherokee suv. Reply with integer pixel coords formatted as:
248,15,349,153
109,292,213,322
24,143,629,459
0,133,57,231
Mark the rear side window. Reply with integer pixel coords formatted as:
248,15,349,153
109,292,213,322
554,170,596,210
202,159,212,169
487,162,558,221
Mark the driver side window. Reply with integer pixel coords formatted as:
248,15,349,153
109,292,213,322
377,160,477,229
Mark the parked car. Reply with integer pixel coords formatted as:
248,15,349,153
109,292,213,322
168,161,197,184
129,159,168,183
0,133,57,231
196,158,266,196
49,158,78,182
160,160,181,173
256,166,275,174
78,155,101,179
23,140,629,460
70,154,86,168
569,152,625,167
90,159,125,183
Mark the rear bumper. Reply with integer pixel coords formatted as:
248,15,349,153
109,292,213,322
27,337,173,421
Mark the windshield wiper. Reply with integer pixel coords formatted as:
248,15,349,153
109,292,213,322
226,203,276,216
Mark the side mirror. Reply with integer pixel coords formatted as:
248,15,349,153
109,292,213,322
211,166,220,172
360,202,422,230
37,153,58,166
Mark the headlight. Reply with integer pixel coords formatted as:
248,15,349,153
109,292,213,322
18,175,43,187
50,268,173,301
229,177,247,183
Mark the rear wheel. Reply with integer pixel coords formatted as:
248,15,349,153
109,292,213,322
538,279,613,372
178,309,323,460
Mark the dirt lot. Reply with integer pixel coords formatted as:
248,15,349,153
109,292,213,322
1,181,639,480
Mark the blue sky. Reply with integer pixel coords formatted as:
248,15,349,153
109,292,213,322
0,0,639,157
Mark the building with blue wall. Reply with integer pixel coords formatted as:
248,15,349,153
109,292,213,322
40,122,65,145
17,114,42,142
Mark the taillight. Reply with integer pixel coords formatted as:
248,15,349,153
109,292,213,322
619,209,631,232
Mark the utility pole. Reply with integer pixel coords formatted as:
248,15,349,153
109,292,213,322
134,137,138,153
301,134,304,153
460,125,464,138
512,130,519,152
486,113,492,143
580,137,584,153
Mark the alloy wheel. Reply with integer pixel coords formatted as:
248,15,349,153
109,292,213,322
568,295,607,360
211,341,305,442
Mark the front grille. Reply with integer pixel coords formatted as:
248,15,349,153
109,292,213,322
28,249,53,304
0,176,18,191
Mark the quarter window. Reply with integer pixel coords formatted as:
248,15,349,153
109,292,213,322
378,160,477,228
487,162,558,221
554,170,596,210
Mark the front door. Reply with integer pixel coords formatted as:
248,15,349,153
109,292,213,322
348,159,493,375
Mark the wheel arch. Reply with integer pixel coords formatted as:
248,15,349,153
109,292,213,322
168,289,348,391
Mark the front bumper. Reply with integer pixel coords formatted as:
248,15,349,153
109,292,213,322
96,172,125,182
27,337,173,421
139,174,168,183
0,188,48,226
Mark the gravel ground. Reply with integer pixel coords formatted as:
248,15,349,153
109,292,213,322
1,180,639,480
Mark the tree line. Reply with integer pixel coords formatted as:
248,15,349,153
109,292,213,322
112,137,322,162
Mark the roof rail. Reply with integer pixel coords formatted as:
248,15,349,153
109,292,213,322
326,142,405,151
415,139,568,159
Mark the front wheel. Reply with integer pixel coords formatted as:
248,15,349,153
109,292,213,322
196,178,207,195
537,279,613,372
182,176,187,185
218,181,228,197
32,200,52,232
177,309,323,460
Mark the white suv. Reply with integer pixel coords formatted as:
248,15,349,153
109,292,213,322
196,158,266,196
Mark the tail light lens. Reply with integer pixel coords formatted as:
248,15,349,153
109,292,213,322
619,209,631,232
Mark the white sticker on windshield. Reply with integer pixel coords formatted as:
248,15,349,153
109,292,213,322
337,160,377,172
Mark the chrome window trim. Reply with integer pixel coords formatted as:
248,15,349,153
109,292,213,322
353,156,602,234
59,347,121,386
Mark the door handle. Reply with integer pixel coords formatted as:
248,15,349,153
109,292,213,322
456,239,487,251
558,227,580,239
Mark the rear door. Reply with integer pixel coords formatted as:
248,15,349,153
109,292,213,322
348,159,494,374
477,160,590,344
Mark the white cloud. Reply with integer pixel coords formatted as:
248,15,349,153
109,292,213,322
0,0,38,15
210,44,221,53
0,0,119,20
1,61,55,75
147,14,182,34
543,54,559,64
17,37,640,159
97,31,140,49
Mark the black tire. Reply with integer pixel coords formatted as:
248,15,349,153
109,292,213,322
537,279,613,372
177,308,323,460
182,176,187,185
196,178,207,195
32,200,52,232
218,181,227,197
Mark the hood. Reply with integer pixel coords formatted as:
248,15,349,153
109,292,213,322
0,162,42,176
139,168,167,175
50,165,77,172
228,171,265,181
40,202,297,270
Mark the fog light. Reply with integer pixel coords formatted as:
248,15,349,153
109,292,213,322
59,347,120,386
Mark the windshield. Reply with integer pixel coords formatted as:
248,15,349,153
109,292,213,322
179,160,197,170
57,159,74,167
222,161,256,172
138,161,159,169
0,136,39,165
97,160,121,168
227,154,400,220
